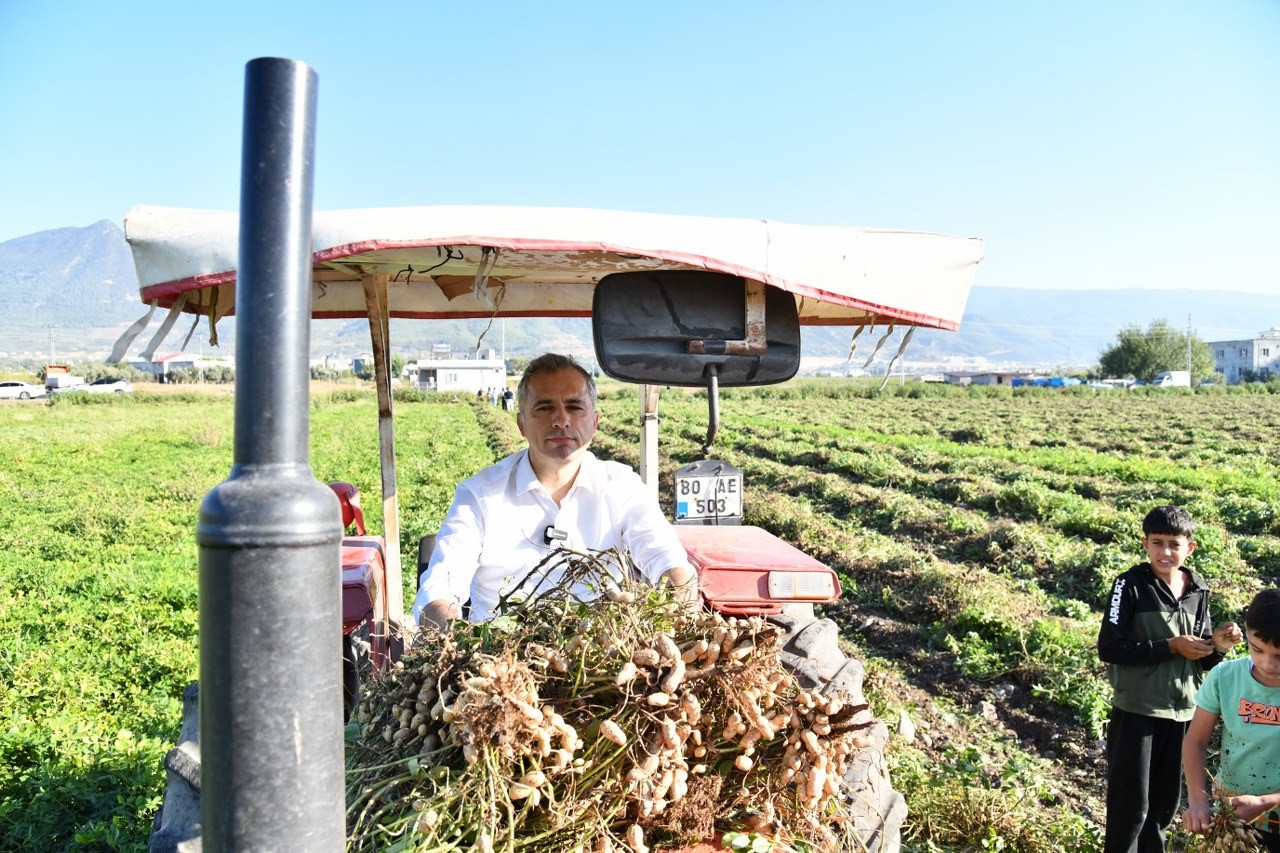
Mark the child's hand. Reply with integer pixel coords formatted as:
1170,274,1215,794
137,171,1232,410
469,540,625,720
1170,635,1215,660
1229,793,1280,824
1212,621,1243,653
1182,801,1214,835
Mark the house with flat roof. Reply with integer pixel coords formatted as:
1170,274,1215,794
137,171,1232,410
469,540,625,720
403,346,505,394
1209,328,1280,384
943,370,1030,386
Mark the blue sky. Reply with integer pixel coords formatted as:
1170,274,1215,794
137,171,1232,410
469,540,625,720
1,1,1277,294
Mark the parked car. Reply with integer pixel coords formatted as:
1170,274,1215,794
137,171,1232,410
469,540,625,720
52,377,134,395
83,377,134,395
0,380,47,400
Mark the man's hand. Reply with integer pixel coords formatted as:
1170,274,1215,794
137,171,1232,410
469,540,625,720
419,599,462,633
1213,621,1244,653
1182,801,1213,835
1170,634,1215,660
661,566,699,608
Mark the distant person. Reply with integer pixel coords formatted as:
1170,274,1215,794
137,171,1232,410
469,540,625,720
503,387,515,412
1097,505,1242,853
414,353,696,630
1182,587,1280,851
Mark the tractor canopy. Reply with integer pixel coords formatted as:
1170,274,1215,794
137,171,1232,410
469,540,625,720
122,204,983,333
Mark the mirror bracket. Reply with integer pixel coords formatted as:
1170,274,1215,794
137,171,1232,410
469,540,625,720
686,280,768,356
702,364,720,456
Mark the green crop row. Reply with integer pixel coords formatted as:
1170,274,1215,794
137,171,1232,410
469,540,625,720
595,390,1270,742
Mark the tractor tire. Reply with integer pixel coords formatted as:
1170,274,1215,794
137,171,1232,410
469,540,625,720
343,628,372,721
771,604,904,853
151,632,369,853
148,683,202,853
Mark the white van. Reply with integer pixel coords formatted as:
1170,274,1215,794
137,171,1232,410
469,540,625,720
1153,370,1191,387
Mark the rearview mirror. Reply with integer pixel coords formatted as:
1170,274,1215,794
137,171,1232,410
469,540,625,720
591,271,800,387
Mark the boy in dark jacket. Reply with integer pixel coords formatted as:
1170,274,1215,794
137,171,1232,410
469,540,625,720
1097,505,1243,853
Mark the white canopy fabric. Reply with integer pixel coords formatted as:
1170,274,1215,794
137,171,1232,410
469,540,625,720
124,205,984,330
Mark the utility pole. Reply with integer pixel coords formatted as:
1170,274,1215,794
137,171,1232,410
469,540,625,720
1187,314,1193,380
44,323,57,365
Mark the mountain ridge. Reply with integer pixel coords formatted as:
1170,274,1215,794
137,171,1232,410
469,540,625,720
1,221,1275,371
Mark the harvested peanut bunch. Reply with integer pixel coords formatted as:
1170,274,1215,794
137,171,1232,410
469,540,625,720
1182,791,1264,852
346,548,879,852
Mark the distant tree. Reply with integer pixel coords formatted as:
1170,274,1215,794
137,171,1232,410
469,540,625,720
311,365,342,381
506,356,530,376
1097,320,1215,382
352,355,405,382
208,365,235,384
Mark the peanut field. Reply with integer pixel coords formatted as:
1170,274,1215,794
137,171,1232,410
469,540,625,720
1,383,1275,851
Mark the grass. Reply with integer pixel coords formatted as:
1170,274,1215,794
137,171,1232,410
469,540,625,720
3,384,1277,850
0,391,485,851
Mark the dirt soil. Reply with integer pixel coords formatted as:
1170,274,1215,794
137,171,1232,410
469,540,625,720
825,599,1108,826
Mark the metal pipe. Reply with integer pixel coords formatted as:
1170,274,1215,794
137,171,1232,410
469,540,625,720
197,57,345,851
702,364,720,456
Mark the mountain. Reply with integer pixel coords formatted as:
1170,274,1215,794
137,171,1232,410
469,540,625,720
802,287,1280,372
0,221,144,362
1,222,1276,371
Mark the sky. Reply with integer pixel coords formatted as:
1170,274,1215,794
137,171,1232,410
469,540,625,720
1,0,1277,296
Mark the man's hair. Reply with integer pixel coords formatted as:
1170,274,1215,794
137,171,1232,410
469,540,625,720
1142,505,1196,538
516,353,596,411
1245,588,1280,647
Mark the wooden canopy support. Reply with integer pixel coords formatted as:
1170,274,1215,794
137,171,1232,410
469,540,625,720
638,383,661,495
361,273,405,630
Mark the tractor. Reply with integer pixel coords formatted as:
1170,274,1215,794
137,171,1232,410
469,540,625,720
133,58,983,852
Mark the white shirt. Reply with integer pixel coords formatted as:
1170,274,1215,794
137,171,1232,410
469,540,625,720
413,449,692,623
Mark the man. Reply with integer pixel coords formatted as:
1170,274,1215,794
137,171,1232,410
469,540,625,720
414,353,697,630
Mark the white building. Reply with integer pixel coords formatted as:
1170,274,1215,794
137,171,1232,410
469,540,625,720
1209,328,1280,384
129,352,233,382
405,347,505,394
943,370,1030,386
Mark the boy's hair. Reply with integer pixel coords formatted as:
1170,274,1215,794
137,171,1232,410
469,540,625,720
1245,588,1280,647
1142,505,1196,538
517,353,597,411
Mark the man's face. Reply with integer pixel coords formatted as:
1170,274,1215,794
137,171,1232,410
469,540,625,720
1142,532,1196,574
517,367,599,471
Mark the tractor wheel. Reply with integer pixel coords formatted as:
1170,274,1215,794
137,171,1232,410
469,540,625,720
770,604,905,853
148,637,369,853
147,684,201,853
343,628,372,720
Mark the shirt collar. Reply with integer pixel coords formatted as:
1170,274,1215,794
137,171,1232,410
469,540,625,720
513,449,599,496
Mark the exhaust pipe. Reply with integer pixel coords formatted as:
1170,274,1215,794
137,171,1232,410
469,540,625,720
196,57,345,851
